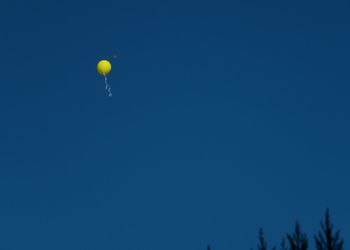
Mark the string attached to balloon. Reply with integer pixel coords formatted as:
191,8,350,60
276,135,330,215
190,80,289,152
104,74,112,97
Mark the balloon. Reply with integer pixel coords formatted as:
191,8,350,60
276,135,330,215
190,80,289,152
97,59,112,75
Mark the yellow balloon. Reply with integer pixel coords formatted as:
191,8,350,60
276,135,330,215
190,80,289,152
97,59,112,75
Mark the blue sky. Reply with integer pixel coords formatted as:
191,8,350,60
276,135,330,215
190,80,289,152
0,0,349,249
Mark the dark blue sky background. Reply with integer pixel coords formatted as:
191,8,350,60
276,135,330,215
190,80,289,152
0,0,349,249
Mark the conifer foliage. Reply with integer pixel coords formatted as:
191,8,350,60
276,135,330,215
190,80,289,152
314,209,344,250
250,210,344,250
286,222,308,250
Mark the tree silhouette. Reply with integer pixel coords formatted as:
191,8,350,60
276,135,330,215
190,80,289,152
253,228,276,250
258,228,268,250
286,222,308,250
249,209,345,250
280,237,288,250
314,209,344,250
